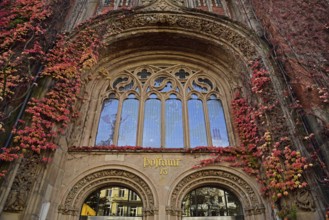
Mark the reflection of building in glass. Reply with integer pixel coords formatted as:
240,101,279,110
80,187,142,218
182,187,243,218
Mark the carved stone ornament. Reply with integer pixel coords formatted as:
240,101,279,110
58,169,156,216
103,12,258,60
143,205,159,216
140,0,183,12
295,188,315,211
170,169,265,216
4,155,43,212
165,205,181,216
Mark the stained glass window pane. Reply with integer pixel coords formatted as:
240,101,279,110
165,95,184,148
95,98,118,146
207,96,229,146
118,94,139,146
143,94,161,147
188,95,207,147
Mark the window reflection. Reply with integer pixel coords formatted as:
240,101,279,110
188,95,207,147
182,187,244,219
207,95,229,146
80,186,142,219
118,94,139,146
165,94,184,148
143,94,161,147
96,97,118,146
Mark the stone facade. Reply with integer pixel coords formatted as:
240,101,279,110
0,0,327,220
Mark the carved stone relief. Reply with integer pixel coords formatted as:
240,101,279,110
295,189,315,211
142,0,183,11
58,169,156,216
4,155,43,212
103,13,258,60
170,169,265,216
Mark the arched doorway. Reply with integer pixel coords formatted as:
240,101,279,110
58,169,157,220
168,169,267,220
181,186,244,219
80,186,143,219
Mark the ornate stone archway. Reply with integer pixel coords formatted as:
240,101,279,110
58,169,157,219
167,168,267,220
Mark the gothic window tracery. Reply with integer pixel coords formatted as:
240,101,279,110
95,64,229,148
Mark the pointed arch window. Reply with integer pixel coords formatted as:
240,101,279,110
95,65,229,148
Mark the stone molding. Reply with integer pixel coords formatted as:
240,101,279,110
169,169,265,216
58,169,156,216
103,12,258,60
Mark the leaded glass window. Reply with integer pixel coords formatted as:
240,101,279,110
95,64,229,148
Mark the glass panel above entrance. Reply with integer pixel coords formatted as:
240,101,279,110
82,217,142,220
182,217,243,220
80,186,143,219
182,187,244,219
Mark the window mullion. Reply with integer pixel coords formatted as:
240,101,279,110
161,95,165,148
136,95,145,146
113,95,124,145
183,95,190,148
203,96,212,146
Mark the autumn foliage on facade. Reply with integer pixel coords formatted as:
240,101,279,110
0,0,100,176
0,0,52,176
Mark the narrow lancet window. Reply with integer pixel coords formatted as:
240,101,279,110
207,95,229,146
118,94,139,146
95,96,118,146
165,94,184,148
188,94,207,147
143,94,161,147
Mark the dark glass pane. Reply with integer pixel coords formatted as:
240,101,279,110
143,94,161,147
175,69,189,79
188,95,207,147
118,94,139,146
154,77,166,87
95,98,119,146
207,96,229,146
165,95,184,148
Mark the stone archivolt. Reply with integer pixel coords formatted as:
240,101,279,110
58,169,156,216
168,169,265,217
103,12,258,60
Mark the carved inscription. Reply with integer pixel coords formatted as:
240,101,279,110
144,156,181,175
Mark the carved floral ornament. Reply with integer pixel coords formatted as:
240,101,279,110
168,169,265,216
58,169,157,216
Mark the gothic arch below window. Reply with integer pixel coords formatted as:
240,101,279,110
167,168,266,219
58,169,157,218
